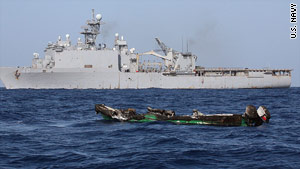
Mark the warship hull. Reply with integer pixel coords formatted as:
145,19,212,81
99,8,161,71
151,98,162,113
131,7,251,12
0,67,291,89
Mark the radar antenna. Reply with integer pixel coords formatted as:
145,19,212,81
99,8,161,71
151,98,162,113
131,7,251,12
80,9,102,48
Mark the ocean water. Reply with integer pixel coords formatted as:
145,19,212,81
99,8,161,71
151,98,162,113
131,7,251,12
0,88,300,168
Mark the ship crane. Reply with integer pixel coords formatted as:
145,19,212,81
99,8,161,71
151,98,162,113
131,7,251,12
137,38,181,71
155,37,172,55
141,50,171,61
155,38,180,70
137,49,174,71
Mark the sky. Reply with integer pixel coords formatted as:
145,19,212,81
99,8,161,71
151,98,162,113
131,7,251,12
0,0,299,86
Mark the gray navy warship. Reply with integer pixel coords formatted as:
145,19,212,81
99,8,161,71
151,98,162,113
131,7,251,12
0,10,292,89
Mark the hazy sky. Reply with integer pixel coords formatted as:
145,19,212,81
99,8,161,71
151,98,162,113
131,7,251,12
0,0,299,86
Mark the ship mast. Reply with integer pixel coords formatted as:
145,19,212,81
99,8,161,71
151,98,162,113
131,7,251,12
80,9,102,48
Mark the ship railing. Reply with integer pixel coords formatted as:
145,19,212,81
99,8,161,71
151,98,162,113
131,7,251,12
195,67,292,72
194,68,292,77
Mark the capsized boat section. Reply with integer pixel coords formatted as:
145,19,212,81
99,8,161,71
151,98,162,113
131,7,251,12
95,104,271,127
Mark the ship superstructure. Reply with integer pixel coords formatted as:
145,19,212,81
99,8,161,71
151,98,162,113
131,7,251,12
0,10,292,89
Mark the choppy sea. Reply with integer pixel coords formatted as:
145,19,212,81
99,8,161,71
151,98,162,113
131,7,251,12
0,88,300,168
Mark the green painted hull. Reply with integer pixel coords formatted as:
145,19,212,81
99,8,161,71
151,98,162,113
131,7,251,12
101,113,248,126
